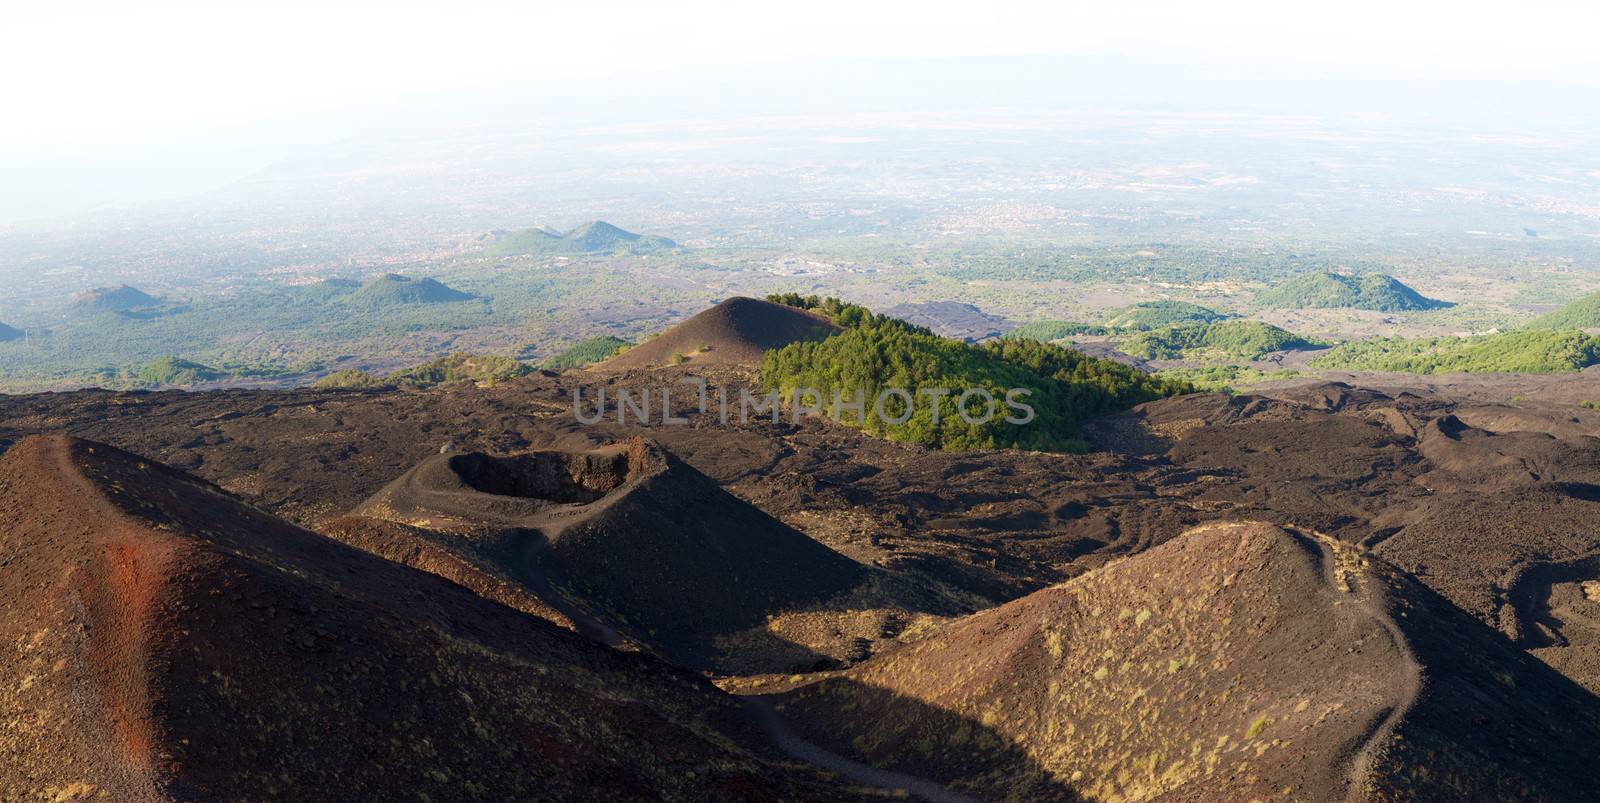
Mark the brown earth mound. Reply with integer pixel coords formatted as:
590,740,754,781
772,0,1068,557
1413,413,1600,492
0,434,870,801
754,522,1600,802
598,296,840,369
340,438,868,671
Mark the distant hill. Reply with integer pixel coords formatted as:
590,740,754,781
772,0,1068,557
0,321,21,342
482,227,562,256
485,220,676,257
291,277,361,303
600,297,840,370
69,284,161,312
1255,271,1450,311
1528,290,1600,329
135,355,227,385
1102,300,1228,330
349,274,473,307
543,335,632,369
564,220,673,252
1122,320,1320,361
879,301,1014,341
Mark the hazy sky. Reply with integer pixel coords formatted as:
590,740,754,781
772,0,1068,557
4,0,1599,222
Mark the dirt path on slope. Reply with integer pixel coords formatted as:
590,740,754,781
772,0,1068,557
1293,528,1424,803
741,698,979,803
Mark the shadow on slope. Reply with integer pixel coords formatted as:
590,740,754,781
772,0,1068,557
1515,553,1600,694
746,686,1080,802
333,438,873,672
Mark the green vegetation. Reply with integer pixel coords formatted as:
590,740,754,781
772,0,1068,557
761,299,1190,452
765,293,880,328
1154,365,1302,392
484,221,676,258
1122,320,1319,361
1001,320,1108,342
1528,291,1600,329
134,355,228,385
543,335,632,369
311,369,387,389
1312,329,1600,374
1254,271,1449,311
1102,301,1228,331
350,274,474,307
314,353,532,389
388,354,531,386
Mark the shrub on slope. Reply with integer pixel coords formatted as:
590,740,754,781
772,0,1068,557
1001,320,1109,342
135,355,227,385
761,302,1189,452
544,335,631,369
314,354,530,389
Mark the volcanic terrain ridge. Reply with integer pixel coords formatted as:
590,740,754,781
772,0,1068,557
741,521,1600,801
7,353,1600,800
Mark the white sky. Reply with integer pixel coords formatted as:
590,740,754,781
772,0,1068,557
5,0,1599,155
3,0,1599,222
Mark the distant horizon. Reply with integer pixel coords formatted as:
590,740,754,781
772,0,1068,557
7,64,1600,227
7,0,1600,225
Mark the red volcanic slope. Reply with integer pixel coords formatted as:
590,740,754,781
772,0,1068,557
0,434,862,801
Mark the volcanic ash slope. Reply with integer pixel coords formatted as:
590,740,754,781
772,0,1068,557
764,521,1600,802
598,296,840,369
